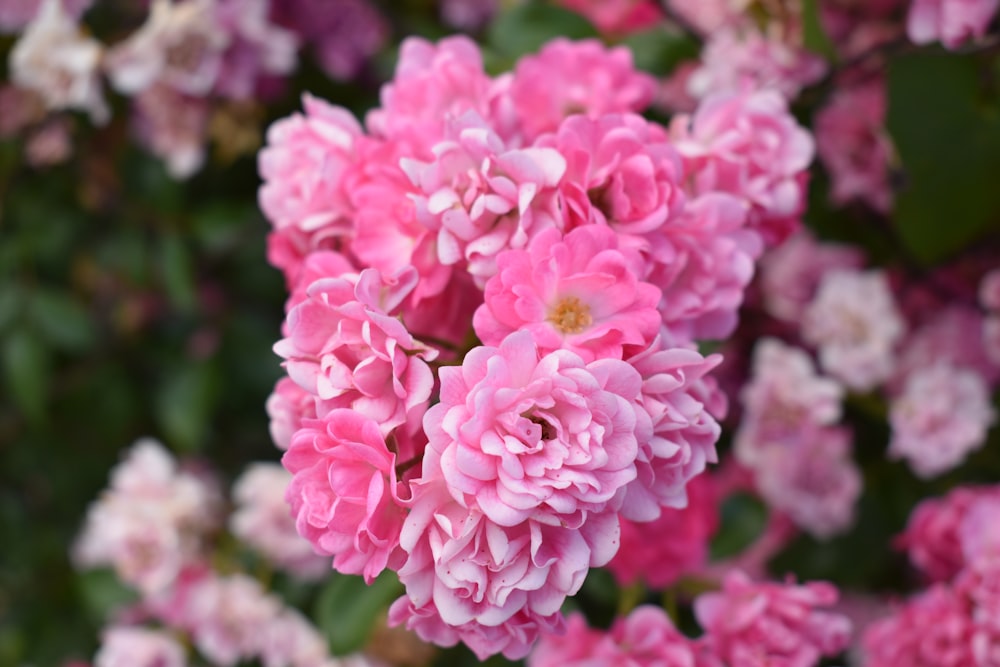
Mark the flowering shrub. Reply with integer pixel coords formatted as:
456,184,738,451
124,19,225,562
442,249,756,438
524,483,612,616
2,0,1000,666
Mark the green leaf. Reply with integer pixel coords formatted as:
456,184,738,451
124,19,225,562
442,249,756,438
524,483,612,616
1,328,50,421
0,285,22,333
27,288,96,352
887,51,1000,265
710,492,769,560
801,0,837,60
315,571,403,656
620,26,700,76
487,3,599,60
154,361,217,452
77,569,138,624
160,234,198,312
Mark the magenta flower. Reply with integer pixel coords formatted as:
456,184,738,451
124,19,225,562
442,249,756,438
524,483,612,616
474,225,662,362
283,409,410,582
423,330,648,526
274,267,437,434
695,570,852,667
907,0,1000,49
507,38,657,141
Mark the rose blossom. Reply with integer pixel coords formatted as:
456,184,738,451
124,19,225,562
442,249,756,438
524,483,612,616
283,409,410,582
274,267,438,434
554,0,662,35
801,268,905,392
695,570,852,667
184,573,282,666
473,225,662,362
888,362,997,479
424,330,648,526
266,377,317,451
907,0,1000,49
230,462,328,579
893,305,1000,390
95,626,186,667
980,269,1000,364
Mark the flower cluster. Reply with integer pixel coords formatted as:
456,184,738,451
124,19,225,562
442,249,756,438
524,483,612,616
259,32,819,658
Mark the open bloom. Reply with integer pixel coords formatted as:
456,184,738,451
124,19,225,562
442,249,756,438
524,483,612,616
474,225,662,362
95,626,186,667
423,330,648,526
907,0,1000,49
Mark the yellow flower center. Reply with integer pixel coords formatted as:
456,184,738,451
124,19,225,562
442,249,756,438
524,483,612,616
547,296,593,334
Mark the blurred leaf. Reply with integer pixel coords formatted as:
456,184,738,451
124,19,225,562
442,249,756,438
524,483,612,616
27,288,96,352
1,328,50,421
315,571,403,656
487,3,598,60
154,361,217,452
887,52,1000,265
160,234,198,312
193,202,257,254
0,286,22,332
77,569,138,624
620,26,699,76
801,0,837,60
710,492,768,560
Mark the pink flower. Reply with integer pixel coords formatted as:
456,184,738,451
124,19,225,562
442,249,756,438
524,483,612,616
402,112,567,285
425,330,648,526
802,268,905,391
554,0,662,35
229,462,329,579
959,495,1000,565
365,36,496,156
815,78,895,213
893,305,1000,390
889,363,997,479
95,626,186,667
265,377,317,451
274,267,438,434
980,269,1000,311
671,88,815,246
666,0,748,33
0,0,91,32
619,337,722,520
980,270,1000,364
529,605,700,666
608,472,719,588
687,27,827,102
754,427,862,539
734,339,843,468
210,0,299,101
861,585,975,667
507,38,657,141
282,409,410,582
907,0,1000,49
695,570,852,667
258,94,362,237
259,608,334,667
474,226,662,362
758,230,865,322
283,250,357,316
185,573,282,666
130,83,210,179
539,113,685,235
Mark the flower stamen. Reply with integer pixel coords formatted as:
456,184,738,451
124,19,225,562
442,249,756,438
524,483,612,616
547,296,593,334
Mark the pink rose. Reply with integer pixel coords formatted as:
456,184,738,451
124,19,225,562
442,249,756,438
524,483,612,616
907,0,1000,49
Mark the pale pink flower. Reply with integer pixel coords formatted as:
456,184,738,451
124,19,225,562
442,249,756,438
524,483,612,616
0,0,90,32
259,608,333,667
861,584,976,667
979,269,1000,310
266,377,317,451
695,570,852,667
555,0,662,35
959,496,1000,565
893,305,1000,390
229,462,328,579
130,83,210,179
815,78,895,213
687,27,827,101
735,339,844,468
423,330,647,526
671,88,815,246
25,117,73,167
907,0,1000,49
620,337,722,519
365,36,495,156
667,0,749,33
210,0,299,101
539,113,685,235
402,112,566,285
802,269,905,392
282,409,410,582
507,38,657,141
74,439,222,595
754,427,862,539
9,0,107,123
608,472,719,588
758,230,865,322
899,486,1000,583
474,226,662,362
258,94,362,236
185,573,282,666
95,626,186,667
643,192,760,341
530,605,700,666
274,267,437,434
889,363,997,479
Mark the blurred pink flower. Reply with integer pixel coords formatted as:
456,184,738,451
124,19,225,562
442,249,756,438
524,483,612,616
0,0,90,32
185,573,282,666
907,0,1000,49
130,83,210,179
555,0,662,35
95,626,186,667
283,409,410,582
474,226,662,362
695,570,852,667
